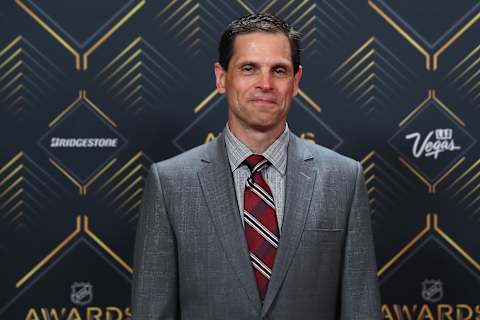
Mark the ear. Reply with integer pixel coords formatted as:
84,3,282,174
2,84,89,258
292,65,303,96
214,62,227,94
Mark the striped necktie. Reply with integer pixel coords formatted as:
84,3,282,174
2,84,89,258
243,154,279,300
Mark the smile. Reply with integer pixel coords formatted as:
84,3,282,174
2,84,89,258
250,98,276,105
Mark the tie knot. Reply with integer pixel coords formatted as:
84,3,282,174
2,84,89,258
244,154,269,173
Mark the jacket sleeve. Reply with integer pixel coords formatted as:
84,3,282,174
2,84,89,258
340,161,382,320
131,164,178,320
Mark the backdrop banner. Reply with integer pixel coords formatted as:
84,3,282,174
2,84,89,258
0,1,479,319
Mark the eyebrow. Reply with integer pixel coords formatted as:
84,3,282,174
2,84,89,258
271,63,290,69
237,61,259,67
237,61,291,69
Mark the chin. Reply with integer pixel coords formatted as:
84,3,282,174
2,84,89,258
248,121,281,133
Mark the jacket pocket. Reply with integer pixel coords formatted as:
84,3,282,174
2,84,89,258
301,228,343,244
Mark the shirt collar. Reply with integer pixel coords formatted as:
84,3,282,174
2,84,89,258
224,123,289,176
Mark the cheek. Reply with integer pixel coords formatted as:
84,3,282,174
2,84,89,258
280,86,295,104
234,86,252,105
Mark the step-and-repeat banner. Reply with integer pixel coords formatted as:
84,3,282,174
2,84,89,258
0,1,479,319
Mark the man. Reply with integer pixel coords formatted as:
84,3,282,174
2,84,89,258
132,13,382,319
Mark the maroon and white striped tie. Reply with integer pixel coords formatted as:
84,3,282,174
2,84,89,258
243,155,279,300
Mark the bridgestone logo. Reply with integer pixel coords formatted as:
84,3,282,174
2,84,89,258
50,137,118,148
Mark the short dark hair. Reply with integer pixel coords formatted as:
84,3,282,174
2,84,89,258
218,13,301,74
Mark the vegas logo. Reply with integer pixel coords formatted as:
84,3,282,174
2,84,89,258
388,92,476,183
405,129,461,160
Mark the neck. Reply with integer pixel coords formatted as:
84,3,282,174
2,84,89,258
228,122,285,154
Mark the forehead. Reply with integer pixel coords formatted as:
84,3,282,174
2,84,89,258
230,32,292,65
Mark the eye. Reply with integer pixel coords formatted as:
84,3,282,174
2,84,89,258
241,65,255,73
273,67,287,75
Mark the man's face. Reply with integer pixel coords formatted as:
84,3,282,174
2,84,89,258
215,32,302,134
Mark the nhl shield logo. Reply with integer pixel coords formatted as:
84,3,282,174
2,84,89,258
421,279,443,303
70,282,93,306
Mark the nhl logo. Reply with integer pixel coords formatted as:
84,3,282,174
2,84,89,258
421,279,443,303
70,282,93,306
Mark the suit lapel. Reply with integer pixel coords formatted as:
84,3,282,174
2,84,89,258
261,134,317,317
197,134,262,310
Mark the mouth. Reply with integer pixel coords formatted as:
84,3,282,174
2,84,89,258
250,98,276,105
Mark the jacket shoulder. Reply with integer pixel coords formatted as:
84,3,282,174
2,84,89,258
299,137,359,171
151,141,211,176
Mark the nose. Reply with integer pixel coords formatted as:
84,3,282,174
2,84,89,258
257,70,273,91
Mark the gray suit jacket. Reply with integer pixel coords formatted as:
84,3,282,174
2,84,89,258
131,132,382,319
